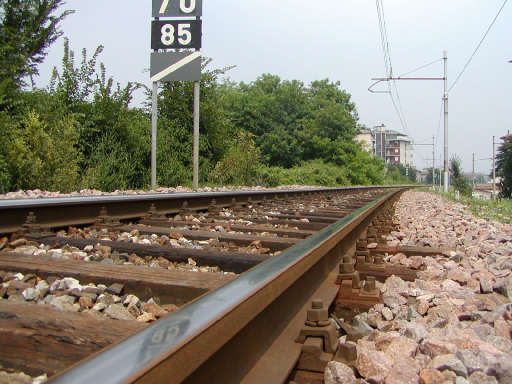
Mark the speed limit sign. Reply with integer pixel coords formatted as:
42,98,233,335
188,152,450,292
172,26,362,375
150,0,202,78
152,0,203,18
150,0,203,190
151,19,202,50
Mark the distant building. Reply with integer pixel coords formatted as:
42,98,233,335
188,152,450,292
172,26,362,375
373,128,413,166
416,169,429,183
355,128,374,153
355,126,414,166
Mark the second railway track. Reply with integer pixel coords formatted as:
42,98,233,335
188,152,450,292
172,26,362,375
0,185,431,384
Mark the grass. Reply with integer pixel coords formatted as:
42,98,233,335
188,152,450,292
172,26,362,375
433,189,512,224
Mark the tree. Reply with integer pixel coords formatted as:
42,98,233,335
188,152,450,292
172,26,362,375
219,75,363,169
450,156,472,196
424,168,443,185
0,0,73,107
385,164,417,184
496,135,512,198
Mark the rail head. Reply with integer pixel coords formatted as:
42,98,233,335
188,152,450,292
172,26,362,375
0,185,414,235
0,185,411,208
48,187,407,384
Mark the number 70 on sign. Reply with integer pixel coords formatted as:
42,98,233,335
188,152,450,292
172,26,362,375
152,0,203,18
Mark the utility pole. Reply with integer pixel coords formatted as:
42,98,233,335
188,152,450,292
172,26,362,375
381,126,387,161
432,136,435,189
443,51,449,193
472,153,475,188
369,51,448,189
492,136,496,199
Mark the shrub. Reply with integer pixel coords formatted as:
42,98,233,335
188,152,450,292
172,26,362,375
256,160,351,187
7,111,80,191
209,131,261,185
0,154,11,193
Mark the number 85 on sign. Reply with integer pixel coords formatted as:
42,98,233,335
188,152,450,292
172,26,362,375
152,0,203,18
151,20,202,50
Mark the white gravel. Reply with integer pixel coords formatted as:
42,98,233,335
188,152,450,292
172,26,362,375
0,271,177,323
327,191,512,384
0,185,325,200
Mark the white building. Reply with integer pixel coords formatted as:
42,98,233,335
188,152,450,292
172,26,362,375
373,129,413,167
355,128,374,153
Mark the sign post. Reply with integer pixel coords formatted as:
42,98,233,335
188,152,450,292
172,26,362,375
193,81,200,189
150,0,203,189
151,81,158,189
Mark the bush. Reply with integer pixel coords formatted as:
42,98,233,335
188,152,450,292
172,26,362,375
7,111,81,191
256,160,351,187
82,132,147,191
0,154,11,193
209,131,261,185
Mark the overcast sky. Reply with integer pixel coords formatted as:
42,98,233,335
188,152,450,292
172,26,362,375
36,0,511,174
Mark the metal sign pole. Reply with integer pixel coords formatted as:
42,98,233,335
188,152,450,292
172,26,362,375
150,0,202,190
151,81,158,189
432,136,435,189
443,51,449,193
193,81,200,189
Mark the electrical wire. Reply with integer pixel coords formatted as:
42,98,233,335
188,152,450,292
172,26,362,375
376,0,391,76
375,0,409,134
379,0,408,132
449,0,509,92
379,0,409,133
392,81,408,132
434,99,443,163
398,58,443,78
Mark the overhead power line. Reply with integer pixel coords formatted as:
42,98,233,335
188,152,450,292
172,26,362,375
449,0,509,92
398,58,443,78
375,0,409,134
434,99,443,153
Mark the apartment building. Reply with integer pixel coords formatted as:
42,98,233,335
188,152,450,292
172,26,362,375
356,128,413,166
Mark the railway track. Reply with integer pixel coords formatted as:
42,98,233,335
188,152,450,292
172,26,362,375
0,185,436,383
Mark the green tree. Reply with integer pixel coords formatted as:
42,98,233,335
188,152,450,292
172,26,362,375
386,163,417,184
450,156,472,196
0,0,72,107
424,168,443,185
220,75,364,170
496,135,512,198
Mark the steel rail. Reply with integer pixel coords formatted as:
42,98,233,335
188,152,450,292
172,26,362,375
48,187,406,384
0,186,406,235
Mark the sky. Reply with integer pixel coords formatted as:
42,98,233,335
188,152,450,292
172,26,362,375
36,0,512,174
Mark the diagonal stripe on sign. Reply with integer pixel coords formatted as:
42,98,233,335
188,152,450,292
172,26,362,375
151,52,201,82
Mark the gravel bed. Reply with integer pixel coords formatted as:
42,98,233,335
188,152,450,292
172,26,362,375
0,369,46,384
172,209,307,231
2,236,236,274
0,185,323,200
326,191,512,384
62,226,274,257
0,271,176,323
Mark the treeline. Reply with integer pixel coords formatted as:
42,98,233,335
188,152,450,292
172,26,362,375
0,1,413,193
